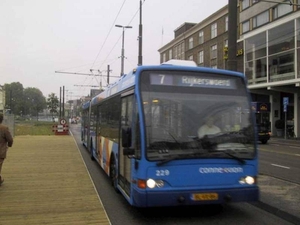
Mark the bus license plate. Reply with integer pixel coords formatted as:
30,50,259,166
192,193,218,201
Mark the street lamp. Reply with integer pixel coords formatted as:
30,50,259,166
115,24,132,76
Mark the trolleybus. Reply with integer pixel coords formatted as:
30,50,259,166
81,60,259,207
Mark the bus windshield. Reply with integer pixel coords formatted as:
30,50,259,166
140,71,255,162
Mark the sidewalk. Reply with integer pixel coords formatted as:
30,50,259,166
254,175,300,224
0,136,110,225
254,137,300,224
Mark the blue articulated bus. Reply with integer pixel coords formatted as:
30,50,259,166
81,60,259,207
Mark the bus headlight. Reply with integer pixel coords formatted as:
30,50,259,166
239,176,255,185
146,179,164,188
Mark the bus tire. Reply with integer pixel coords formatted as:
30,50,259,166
110,155,120,193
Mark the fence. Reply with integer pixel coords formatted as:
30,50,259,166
3,114,15,137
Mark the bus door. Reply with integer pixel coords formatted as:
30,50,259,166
119,94,134,196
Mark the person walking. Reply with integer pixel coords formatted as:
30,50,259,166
0,114,13,186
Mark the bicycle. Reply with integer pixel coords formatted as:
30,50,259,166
287,126,297,139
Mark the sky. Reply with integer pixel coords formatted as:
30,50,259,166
0,0,228,100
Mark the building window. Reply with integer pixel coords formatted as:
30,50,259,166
269,21,295,81
199,31,204,44
242,21,250,33
245,31,267,83
175,42,185,59
211,23,217,39
175,43,184,59
253,11,269,28
241,0,250,10
269,20,294,55
273,2,293,19
225,16,228,31
188,55,193,61
198,50,204,64
212,65,217,69
162,53,166,62
252,0,259,4
169,49,172,60
211,44,217,59
189,37,193,49
180,42,185,59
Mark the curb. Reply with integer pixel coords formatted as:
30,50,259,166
250,201,300,225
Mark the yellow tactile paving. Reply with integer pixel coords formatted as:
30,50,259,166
0,136,110,225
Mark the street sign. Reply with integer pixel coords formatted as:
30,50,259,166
283,97,289,105
60,118,67,125
283,97,289,112
284,105,287,112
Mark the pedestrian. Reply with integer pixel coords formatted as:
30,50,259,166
0,113,13,186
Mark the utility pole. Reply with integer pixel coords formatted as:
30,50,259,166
59,87,62,119
227,0,238,72
62,86,65,118
138,0,143,66
115,25,133,76
107,65,110,85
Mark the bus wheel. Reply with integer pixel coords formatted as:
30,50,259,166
110,156,119,193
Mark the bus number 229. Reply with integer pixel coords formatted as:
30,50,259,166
156,170,170,176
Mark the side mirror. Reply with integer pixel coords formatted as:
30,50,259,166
123,148,135,155
122,127,132,148
122,127,135,156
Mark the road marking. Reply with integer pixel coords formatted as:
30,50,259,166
259,148,299,156
289,146,300,149
271,164,290,169
295,154,300,157
269,144,280,146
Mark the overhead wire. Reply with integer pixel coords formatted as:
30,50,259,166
90,0,128,70
56,0,128,94
95,0,147,74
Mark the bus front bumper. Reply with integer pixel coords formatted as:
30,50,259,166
132,186,259,207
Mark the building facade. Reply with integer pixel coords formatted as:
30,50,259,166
158,6,242,70
158,0,300,137
240,0,300,137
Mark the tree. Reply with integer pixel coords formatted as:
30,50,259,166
23,87,47,120
4,82,24,115
47,93,59,119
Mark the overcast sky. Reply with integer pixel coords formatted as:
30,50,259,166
0,0,228,99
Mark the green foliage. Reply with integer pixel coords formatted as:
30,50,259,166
47,93,59,116
15,121,55,135
4,83,47,117
4,82,24,114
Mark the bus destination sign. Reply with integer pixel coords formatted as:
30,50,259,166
150,73,235,89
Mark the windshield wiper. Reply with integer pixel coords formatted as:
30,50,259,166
209,150,246,165
156,155,182,166
156,152,208,166
198,132,250,149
